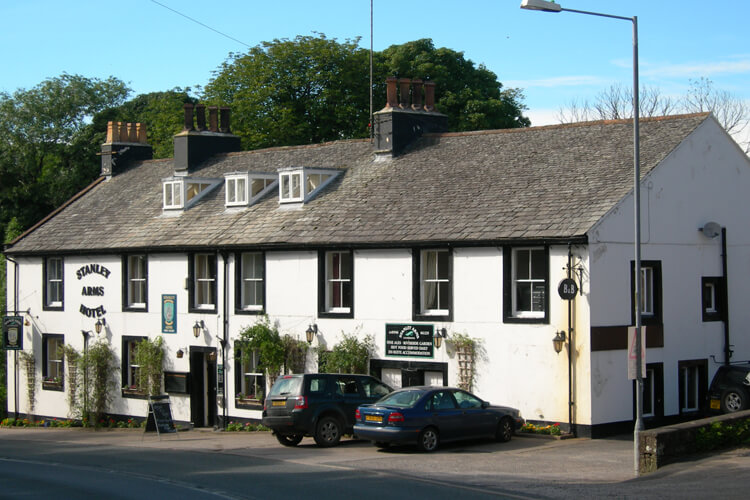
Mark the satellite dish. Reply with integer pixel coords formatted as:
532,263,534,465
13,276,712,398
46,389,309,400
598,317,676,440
700,221,721,239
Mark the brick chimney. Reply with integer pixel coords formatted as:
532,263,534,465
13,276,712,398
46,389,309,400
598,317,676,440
100,121,153,177
373,78,447,157
173,103,241,173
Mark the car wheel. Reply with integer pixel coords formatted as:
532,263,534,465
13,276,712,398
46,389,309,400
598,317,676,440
417,427,439,452
314,416,342,447
275,434,303,447
373,441,390,449
721,389,746,413
496,417,513,443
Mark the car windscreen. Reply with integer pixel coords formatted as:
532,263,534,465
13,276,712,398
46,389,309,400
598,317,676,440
375,390,424,408
268,376,303,397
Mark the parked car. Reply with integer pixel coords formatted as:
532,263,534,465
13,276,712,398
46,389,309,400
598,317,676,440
262,373,392,447
353,386,524,452
708,363,750,413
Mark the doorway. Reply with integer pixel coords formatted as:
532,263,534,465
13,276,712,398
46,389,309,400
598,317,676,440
189,347,217,428
370,360,448,389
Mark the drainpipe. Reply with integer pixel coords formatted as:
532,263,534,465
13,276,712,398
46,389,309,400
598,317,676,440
721,228,731,365
5,254,20,419
220,251,229,429
566,244,575,437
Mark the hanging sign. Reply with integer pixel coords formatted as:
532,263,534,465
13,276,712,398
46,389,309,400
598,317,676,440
2,316,23,350
385,324,434,358
162,294,177,333
558,278,578,300
627,326,646,380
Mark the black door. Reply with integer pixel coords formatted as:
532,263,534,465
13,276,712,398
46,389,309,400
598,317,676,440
401,369,424,387
190,349,217,428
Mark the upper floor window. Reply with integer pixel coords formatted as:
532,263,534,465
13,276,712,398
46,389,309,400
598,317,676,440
631,260,662,325
163,179,183,209
702,276,722,322
319,250,353,317
44,257,64,310
226,176,247,205
42,334,64,390
190,253,217,312
504,247,548,323
413,249,451,321
236,252,264,313
278,167,339,204
123,254,148,311
225,172,277,207
163,177,220,210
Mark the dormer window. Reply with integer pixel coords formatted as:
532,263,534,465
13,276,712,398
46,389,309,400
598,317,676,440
225,172,277,207
162,177,220,211
278,167,340,204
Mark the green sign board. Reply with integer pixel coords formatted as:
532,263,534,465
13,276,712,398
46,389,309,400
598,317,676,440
3,316,23,350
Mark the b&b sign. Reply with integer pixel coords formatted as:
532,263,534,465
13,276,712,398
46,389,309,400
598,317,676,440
557,278,578,300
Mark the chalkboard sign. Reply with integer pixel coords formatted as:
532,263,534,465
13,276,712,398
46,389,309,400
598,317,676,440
145,395,177,437
164,372,188,394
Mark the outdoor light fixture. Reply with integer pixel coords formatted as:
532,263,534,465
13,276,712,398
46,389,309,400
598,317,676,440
193,320,204,338
552,330,566,354
520,0,561,12
306,324,318,344
176,348,184,359
434,328,447,349
94,318,105,334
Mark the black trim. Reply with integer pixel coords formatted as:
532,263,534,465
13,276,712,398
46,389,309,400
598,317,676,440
234,251,266,315
121,335,147,398
42,257,64,311
678,358,708,415
633,362,664,420
189,252,218,314
630,260,662,326
122,254,149,312
233,349,264,410
701,276,723,322
318,249,354,319
503,246,550,324
412,248,453,322
41,333,64,391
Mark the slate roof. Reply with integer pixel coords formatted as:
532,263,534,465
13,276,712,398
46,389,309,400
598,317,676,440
5,113,710,255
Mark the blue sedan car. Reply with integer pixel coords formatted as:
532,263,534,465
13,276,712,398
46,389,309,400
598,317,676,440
353,386,524,452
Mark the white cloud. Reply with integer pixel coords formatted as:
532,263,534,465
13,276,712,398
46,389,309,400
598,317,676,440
525,108,560,127
642,59,750,78
506,75,609,88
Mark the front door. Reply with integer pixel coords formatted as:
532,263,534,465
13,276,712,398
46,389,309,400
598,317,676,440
190,349,217,428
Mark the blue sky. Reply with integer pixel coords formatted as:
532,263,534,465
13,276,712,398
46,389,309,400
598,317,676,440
2,0,748,143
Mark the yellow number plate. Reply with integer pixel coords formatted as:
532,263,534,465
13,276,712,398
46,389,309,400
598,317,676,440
365,415,383,423
272,400,286,407
710,399,720,410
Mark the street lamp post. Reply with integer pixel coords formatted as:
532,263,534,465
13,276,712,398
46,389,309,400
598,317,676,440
521,0,643,477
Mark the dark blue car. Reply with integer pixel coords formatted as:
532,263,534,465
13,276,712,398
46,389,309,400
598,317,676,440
353,386,524,452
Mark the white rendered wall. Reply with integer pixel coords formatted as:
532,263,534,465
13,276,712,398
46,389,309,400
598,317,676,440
587,117,750,424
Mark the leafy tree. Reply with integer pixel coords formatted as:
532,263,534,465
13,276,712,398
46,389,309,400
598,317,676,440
237,316,285,387
318,333,374,374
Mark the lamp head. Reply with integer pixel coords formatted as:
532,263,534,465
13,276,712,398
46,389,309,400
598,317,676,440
520,0,562,12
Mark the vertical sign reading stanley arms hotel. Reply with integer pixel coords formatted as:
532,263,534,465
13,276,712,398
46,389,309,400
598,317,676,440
3,316,23,350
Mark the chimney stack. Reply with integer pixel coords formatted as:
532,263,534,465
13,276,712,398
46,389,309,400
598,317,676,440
101,121,153,177
173,104,241,173
373,77,447,157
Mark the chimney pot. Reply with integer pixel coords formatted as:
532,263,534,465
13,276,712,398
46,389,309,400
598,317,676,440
196,104,207,131
424,81,436,112
220,107,231,133
183,103,195,131
119,122,130,142
106,121,116,143
208,106,219,132
398,78,411,109
411,79,423,111
385,77,398,109
127,123,138,142
137,123,147,143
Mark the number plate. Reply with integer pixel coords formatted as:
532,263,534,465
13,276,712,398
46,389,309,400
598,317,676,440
710,399,720,410
365,415,383,423
272,400,286,407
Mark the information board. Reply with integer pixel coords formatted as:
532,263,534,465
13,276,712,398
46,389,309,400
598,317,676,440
145,395,177,436
385,324,434,358
2,316,23,350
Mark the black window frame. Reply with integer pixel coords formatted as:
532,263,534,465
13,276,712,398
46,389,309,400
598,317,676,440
701,276,723,322
122,254,148,312
503,246,550,324
43,256,64,311
189,252,218,313
633,362,664,420
42,333,64,391
121,335,147,399
235,251,266,315
678,358,708,414
318,249,354,319
630,260,662,326
234,346,265,409
412,248,453,322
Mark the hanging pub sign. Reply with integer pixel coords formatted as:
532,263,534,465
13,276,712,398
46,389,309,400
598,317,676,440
558,278,578,300
162,294,177,334
3,316,23,350
385,323,434,358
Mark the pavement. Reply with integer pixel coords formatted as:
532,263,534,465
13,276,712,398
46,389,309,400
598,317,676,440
1,426,749,498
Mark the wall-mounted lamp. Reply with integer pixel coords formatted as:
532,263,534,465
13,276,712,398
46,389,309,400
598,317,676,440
24,317,30,327
176,348,184,359
553,330,566,354
95,318,106,334
306,324,318,344
434,328,447,349
193,320,205,338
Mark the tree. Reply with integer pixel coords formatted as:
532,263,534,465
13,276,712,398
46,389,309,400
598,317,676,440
684,77,747,135
202,35,529,150
0,74,130,242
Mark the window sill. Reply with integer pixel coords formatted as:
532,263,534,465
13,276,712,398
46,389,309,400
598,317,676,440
123,306,148,313
235,398,263,410
503,315,548,324
42,382,64,391
43,305,64,311
121,389,148,399
235,308,265,315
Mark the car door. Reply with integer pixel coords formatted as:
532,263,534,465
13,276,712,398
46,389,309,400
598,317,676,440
336,375,367,428
428,390,463,441
452,389,495,438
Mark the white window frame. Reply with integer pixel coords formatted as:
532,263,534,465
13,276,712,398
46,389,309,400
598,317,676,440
126,254,147,309
163,179,184,209
45,257,64,308
124,338,142,390
703,281,717,314
680,365,700,412
239,350,265,401
194,253,216,309
278,168,339,204
280,172,303,202
643,367,655,418
512,247,546,318
325,251,352,313
240,252,264,311
640,266,655,317
45,335,64,384
420,249,450,316
225,175,248,206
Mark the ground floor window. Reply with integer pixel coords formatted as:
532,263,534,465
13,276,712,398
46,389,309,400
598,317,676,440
235,349,265,408
678,359,707,413
122,336,146,397
42,334,64,391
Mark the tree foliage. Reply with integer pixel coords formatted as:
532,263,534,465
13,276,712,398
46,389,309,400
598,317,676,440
318,333,374,374
237,316,285,385
133,336,165,396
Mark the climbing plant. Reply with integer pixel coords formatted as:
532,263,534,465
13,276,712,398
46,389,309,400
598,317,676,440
237,316,284,386
19,350,36,418
81,338,117,427
61,345,81,418
318,333,374,374
133,336,165,396
282,335,309,374
447,332,478,392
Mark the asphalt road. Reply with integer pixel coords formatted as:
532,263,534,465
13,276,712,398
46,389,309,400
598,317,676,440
1,428,748,499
